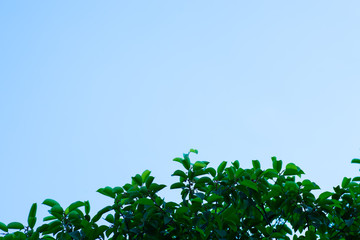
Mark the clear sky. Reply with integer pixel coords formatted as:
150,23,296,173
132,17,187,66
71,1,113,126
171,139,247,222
1,1,360,224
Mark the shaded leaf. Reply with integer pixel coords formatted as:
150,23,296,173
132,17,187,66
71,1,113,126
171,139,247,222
170,182,185,189
240,180,258,192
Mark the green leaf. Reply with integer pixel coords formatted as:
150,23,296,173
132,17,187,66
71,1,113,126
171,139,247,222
91,206,112,223
191,197,202,203
302,179,320,191
136,198,154,206
240,180,258,192
132,174,143,186
173,157,183,163
225,167,235,180
0,222,8,232
272,157,282,173
183,154,191,170
270,184,282,196
149,183,166,192
285,181,299,192
65,201,84,214
207,194,223,203
13,232,26,239
232,160,240,169
112,186,124,194
50,205,63,214
252,160,261,169
196,176,212,184
351,158,360,164
283,163,304,176
146,176,155,188
141,170,151,182
42,199,60,208
7,222,24,230
165,202,179,209
27,203,37,228
172,170,187,178
43,216,57,221
342,177,351,188
189,148,198,154
262,169,278,178
97,186,115,198
205,167,216,177
84,200,90,215
318,191,333,201
170,182,185,189
217,161,227,174
235,168,244,178
28,217,37,229
42,236,55,240
105,214,114,223
352,176,360,182
28,203,37,218
194,161,207,170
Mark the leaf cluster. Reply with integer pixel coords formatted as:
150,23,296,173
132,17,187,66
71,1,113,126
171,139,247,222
2,152,360,239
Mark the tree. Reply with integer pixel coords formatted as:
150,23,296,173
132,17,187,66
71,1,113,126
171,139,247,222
1,149,360,239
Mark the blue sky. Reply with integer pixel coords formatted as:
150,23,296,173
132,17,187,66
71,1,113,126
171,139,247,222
1,1,360,224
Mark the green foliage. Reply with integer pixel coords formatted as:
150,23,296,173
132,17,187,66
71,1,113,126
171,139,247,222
2,150,360,239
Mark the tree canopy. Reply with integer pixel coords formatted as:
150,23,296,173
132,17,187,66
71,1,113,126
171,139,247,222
2,149,360,239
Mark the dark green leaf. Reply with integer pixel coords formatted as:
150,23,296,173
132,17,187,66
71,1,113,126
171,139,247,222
104,214,114,223
232,160,240,169
43,216,56,221
183,154,191,170
170,182,185,189
97,186,115,198
205,167,216,177
65,201,84,214
196,176,212,184
112,186,124,194
0,222,8,232
252,160,261,169
28,217,36,229
352,176,360,182
42,199,60,208
28,203,37,218
172,170,187,178
240,180,258,192
235,168,244,178
262,169,278,178
351,158,360,164
27,203,37,229
207,194,223,203
84,200,90,215
50,205,63,215
146,176,155,188
342,177,351,188
318,191,333,201
217,161,227,174
7,222,24,230
136,198,154,206
91,206,112,223
149,183,166,192
132,174,143,186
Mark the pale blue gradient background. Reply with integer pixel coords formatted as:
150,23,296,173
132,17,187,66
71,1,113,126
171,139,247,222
1,1,360,224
